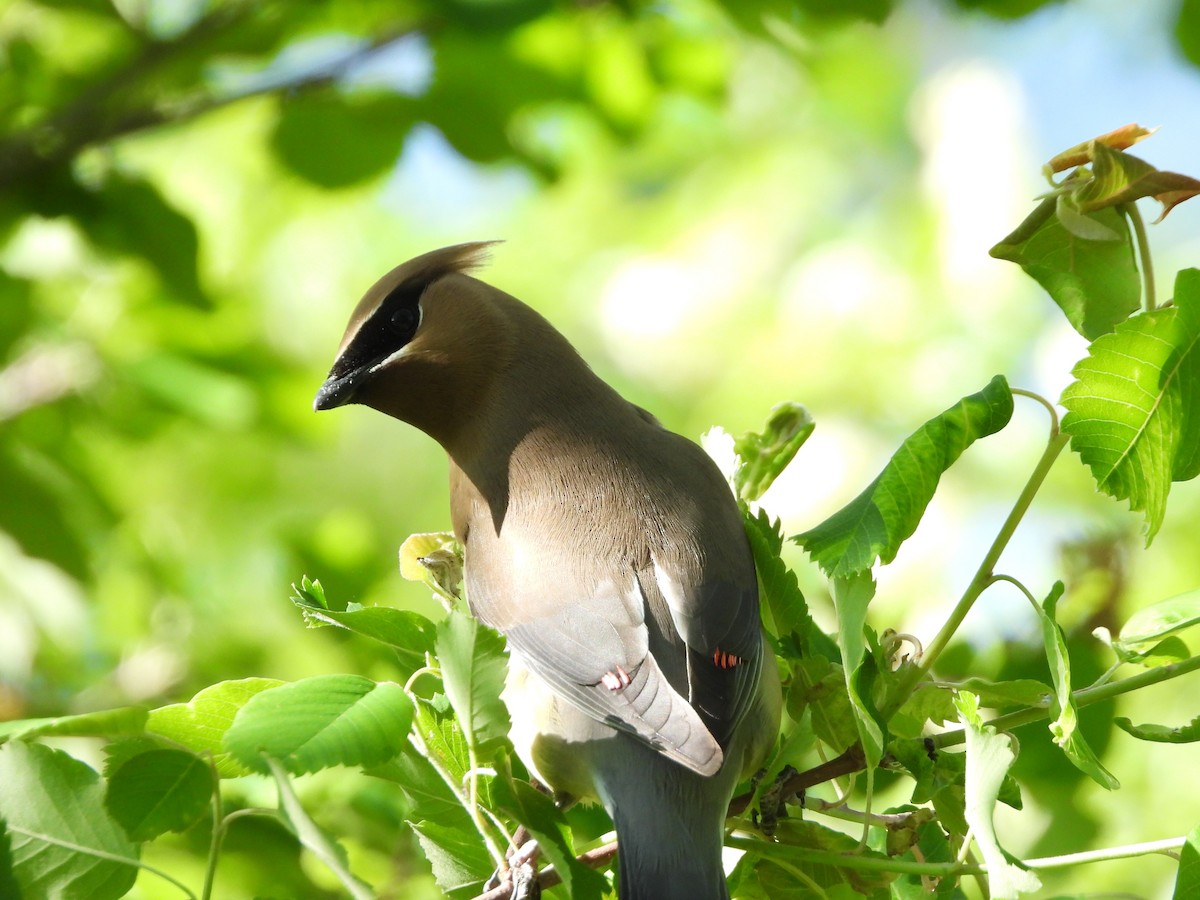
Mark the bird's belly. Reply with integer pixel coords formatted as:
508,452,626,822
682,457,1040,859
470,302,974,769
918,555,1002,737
502,654,615,805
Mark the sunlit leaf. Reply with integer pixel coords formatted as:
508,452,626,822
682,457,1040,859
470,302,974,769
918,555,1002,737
733,402,814,503
1036,583,1119,789
742,507,832,657
148,678,285,777
991,197,1140,339
0,706,147,744
0,742,138,900
954,692,1041,899
832,572,885,766
1117,587,1200,651
224,675,412,775
104,748,212,841
1173,824,1200,899
399,532,464,607
267,757,374,900
1073,142,1200,221
1114,715,1200,744
368,743,473,826
435,610,510,754
795,376,1013,577
409,818,492,897
1061,269,1200,542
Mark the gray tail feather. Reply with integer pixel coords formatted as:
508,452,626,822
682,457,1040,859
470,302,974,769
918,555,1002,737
595,735,734,900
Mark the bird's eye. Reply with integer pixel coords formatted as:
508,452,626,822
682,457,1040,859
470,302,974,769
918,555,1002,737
389,305,419,335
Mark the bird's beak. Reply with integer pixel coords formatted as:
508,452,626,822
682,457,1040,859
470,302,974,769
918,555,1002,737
313,365,370,412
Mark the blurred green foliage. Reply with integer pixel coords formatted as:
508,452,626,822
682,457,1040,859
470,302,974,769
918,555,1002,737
2,0,1200,896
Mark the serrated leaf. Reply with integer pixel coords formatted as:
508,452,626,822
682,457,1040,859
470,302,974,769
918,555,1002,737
1173,824,1200,899
409,818,492,897
1114,715,1200,744
954,692,1041,899
412,696,472,783
224,675,412,775
492,770,609,900
435,610,510,754
1061,269,1200,542
1117,588,1200,651
795,376,1013,577
368,743,473,826
1036,583,1120,789
104,749,212,841
743,507,832,657
0,706,148,744
267,757,374,900
733,402,814,502
148,677,285,777
991,197,1140,339
0,742,138,900
296,602,438,675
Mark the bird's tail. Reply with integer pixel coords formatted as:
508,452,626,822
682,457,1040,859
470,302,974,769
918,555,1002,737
594,735,735,900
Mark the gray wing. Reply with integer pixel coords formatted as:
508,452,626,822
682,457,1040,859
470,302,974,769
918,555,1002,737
486,573,725,776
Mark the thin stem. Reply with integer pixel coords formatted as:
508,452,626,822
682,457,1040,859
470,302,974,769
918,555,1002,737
200,765,223,900
1122,201,1157,311
1010,388,1061,436
884,430,1071,717
1025,835,1185,868
933,652,1200,748
988,573,1042,614
725,831,1189,877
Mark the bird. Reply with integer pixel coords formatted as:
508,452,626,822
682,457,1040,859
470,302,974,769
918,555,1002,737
314,242,781,899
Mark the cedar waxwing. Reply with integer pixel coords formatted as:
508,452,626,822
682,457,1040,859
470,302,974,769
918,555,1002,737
315,243,781,900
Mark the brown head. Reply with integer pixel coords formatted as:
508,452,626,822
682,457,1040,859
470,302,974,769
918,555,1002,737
313,241,513,446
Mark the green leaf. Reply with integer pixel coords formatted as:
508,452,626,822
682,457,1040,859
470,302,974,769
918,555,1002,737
789,657,858,752
435,610,510,754
743,507,833,657
955,677,1054,710
832,573,885,766
271,92,415,188
796,376,1013,577
0,706,148,744
267,757,374,900
1114,715,1200,744
1036,583,1120,789
990,197,1140,339
737,819,897,894
104,748,212,841
1074,142,1200,220
0,742,138,900
409,818,493,897
224,675,413,775
1174,824,1200,899
1061,269,1200,542
369,743,474,826
293,597,438,675
148,677,285,777
411,696,472,783
733,402,814,502
1117,588,1200,652
492,769,609,900
953,692,1041,899
77,173,208,307
1178,0,1200,68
